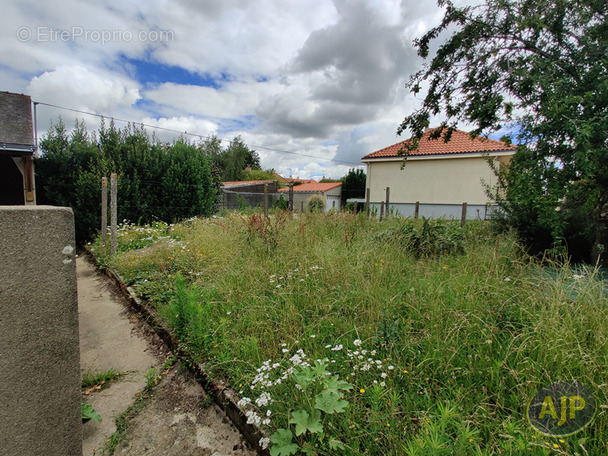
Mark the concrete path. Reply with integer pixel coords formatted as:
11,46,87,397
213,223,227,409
77,256,256,456
78,256,161,455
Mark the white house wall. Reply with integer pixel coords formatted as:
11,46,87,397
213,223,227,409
365,156,498,205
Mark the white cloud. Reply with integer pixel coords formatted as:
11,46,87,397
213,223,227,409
143,79,281,120
27,65,141,113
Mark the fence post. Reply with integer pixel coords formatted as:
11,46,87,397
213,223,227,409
460,202,468,227
414,201,419,219
101,177,108,246
288,183,294,212
110,173,117,256
365,188,370,218
264,183,269,219
380,201,385,221
385,187,390,218
301,201,304,212
354,201,358,215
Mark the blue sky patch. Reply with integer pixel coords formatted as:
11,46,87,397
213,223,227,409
119,55,228,88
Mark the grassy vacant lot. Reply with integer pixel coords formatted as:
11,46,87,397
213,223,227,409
92,212,608,455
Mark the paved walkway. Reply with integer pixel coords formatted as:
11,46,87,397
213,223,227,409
78,257,161,455
77,256,256,456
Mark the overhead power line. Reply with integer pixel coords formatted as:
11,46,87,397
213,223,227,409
33,101,363,166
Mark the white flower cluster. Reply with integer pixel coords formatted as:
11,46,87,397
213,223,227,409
332,339,395,388
268,265,324,289
259,437,271,449
237,345,317,440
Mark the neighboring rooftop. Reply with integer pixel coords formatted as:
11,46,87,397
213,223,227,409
273,172,317,184
0,92,34,148
362,128,515,160
278,182,342,193
222,180,277,188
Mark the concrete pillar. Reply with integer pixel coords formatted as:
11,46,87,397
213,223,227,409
0,206,82,456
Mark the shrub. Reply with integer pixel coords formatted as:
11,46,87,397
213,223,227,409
306,194,326,213
376,217,465,257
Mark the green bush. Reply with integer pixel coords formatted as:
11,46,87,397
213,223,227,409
306,194,326,213
377,217,465,257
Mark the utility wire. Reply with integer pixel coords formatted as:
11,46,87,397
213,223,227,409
34,101,363,167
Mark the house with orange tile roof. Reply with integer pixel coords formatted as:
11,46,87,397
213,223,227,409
278,181,342,212
272,172,318,185
361,128,516,219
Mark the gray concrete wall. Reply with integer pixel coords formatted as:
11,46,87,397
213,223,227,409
365,202,491,220
0,206,82,456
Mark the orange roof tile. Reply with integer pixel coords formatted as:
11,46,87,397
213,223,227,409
362,129,515,160
278,182,342,192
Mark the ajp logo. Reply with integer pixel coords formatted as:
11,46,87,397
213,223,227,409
527,382,596,436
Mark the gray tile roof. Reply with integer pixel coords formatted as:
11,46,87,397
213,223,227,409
0,92,34,147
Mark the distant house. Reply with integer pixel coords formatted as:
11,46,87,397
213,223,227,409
278,182,342,212
0,92,36,205
361,129,516,219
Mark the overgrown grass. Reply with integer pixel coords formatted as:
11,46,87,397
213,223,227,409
81,368,124,390
91,211,608,455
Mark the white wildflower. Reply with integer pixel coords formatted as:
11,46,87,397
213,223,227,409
246,410,261,425
237,397,251,408
259,437,271,450
256,392,272,407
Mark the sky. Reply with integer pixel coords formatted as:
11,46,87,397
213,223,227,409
2,0,460,180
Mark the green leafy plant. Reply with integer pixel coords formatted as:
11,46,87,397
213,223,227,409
238,355,352,455
82,402,102,423
377,217,465,257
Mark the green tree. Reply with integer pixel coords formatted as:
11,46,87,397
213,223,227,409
208,135,261,181
37,118,102,242
399,0,608,264
340,168,366,206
